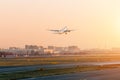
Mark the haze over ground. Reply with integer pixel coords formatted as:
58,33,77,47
0,0,120,49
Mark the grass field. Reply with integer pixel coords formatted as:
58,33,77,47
1,55,120,66
1,55,120,79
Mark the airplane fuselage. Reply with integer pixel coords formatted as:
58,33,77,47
49,26,73,34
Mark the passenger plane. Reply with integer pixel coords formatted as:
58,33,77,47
48,26,74,34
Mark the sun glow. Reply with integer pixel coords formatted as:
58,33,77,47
115,0,120,36
115,15,120,36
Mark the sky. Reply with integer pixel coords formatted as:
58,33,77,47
0,0,120,49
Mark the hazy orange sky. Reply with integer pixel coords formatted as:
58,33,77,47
0,0,120,49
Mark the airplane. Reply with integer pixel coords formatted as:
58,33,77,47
48,26,74,34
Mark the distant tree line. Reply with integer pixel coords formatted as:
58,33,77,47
0,52,13,58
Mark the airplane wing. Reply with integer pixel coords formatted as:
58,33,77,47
66,29,75,32
49,30,59,32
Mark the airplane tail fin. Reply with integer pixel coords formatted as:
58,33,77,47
62,26,67,31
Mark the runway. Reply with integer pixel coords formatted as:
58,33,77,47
22,68,120,80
